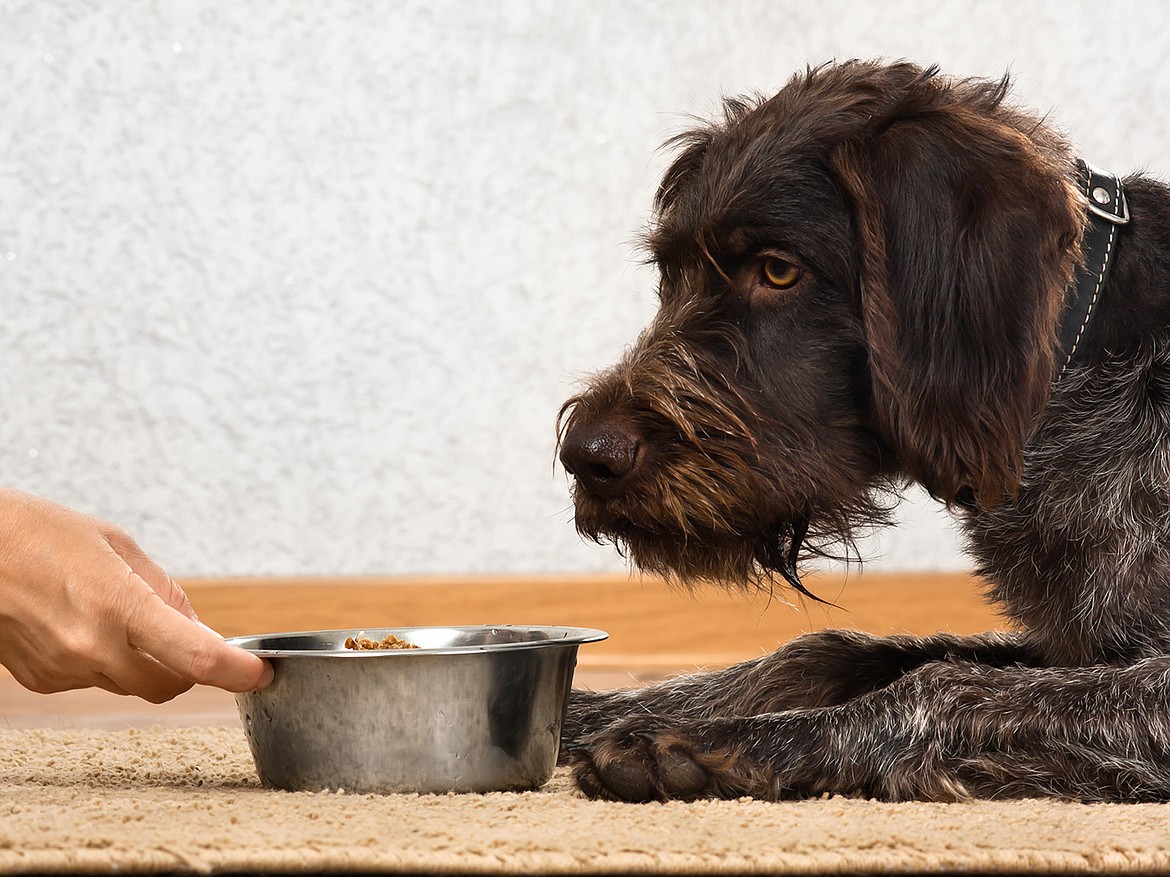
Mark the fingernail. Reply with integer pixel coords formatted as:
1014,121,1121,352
258,662,275,689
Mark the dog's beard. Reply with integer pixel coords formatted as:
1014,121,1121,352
570,486,893,600
760,514,817,601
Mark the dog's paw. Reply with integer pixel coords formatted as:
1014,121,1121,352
569,715,761,802
559,688,635,765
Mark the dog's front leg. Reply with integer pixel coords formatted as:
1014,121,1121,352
561,629,1037,762
570,657,1170,802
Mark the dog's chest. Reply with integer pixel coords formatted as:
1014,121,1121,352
961,349,1170,663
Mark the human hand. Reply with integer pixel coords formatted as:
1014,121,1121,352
0,488,272,702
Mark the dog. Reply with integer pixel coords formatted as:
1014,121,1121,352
555,59,1170,803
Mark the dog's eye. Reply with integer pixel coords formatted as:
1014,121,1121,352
760,257,803,289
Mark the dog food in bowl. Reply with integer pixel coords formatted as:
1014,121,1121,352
344,632,419,650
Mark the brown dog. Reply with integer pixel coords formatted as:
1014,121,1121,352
557,60,1170,802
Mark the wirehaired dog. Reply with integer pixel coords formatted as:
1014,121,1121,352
557,59,1170,803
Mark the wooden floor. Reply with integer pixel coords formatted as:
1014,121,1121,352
0,571,1006,729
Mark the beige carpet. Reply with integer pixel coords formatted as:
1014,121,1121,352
3,727,1170,874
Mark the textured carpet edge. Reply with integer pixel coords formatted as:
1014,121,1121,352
4,847,1170,875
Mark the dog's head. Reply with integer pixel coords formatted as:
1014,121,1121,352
558,60,1085,589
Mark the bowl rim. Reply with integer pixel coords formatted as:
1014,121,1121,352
224,624,608,657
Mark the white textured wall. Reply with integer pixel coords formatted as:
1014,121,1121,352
2,1,1168,577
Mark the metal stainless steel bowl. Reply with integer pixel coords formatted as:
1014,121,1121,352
226,625,607,794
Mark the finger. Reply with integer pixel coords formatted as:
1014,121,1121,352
95,653,194,703
125,584,273,692
82,614,196,702
107,531,199,621
160,575,198,622
93,673,134,698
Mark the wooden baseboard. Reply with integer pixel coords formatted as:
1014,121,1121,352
182,571,1008,670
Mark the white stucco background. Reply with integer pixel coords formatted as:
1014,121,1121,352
2,1,1168,577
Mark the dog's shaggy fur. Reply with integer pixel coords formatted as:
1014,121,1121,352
556,60,1170,803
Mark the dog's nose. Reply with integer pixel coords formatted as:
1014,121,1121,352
560,418,642,498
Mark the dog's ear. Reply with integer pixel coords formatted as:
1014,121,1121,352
830,76,1083,506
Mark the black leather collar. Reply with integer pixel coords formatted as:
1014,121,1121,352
1054,160,1130,379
